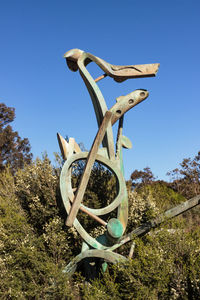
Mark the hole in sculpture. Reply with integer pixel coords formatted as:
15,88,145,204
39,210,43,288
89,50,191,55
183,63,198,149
70,158,118,233
71,159,118,210
128,99,134,104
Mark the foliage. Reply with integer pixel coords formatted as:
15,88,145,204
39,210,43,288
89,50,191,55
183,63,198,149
135,181,186,212
166,151,200,230
130,167,155,189
118,226,200,299
127,189,159,230
0,103,32,173
167,151,200,199
82,225,200,299
0,147,200,298
0,168,75,299
71,159,117,234
15,155,59,234
81,269,121,300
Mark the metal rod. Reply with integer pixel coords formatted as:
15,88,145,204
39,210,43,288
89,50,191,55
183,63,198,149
128,242,135,258
115,116,124,159
66,111,113,226
70,188,107,226
94,73,107,82
79,205,107,226
108,194,200,252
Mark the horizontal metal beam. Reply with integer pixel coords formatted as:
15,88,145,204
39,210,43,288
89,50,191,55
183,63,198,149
109,194,200,251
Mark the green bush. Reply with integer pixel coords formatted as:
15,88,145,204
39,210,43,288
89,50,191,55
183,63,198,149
15,156,59,234
82,225,200,299
0,167,76,299
0,156,200,299
135,181,186,212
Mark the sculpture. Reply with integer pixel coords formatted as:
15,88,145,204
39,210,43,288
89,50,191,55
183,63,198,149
57,49,200,277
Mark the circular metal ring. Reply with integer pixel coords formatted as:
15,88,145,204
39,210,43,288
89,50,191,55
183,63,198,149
60,152,127,250
63,249,127,276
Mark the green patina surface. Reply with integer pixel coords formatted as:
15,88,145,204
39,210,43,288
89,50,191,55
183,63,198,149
58,49,160,277
107,218,123,239
58,49,200,279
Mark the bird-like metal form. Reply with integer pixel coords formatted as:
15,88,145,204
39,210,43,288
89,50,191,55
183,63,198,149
57,49,200,278
57,49,159,276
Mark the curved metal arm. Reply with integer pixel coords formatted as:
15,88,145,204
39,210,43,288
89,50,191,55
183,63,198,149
60,49,160,273
64,48,160,82
77,52,115,161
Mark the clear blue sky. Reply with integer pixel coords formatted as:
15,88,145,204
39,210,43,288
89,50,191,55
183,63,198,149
0,0,200,181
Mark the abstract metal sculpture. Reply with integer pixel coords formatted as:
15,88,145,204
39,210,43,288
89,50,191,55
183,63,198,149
57,49,200,277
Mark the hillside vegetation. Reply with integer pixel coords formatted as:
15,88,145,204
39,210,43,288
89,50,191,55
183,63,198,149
0,103,200,299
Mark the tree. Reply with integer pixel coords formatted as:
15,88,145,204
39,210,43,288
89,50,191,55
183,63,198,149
0,103,32,172
167,151,200,199
130,167,155,189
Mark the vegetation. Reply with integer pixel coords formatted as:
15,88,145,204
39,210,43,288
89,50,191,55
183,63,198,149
0,103,32,173
0,103,200,299
167,151,200,199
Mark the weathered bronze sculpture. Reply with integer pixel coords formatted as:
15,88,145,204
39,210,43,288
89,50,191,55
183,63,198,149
57,49,200,277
